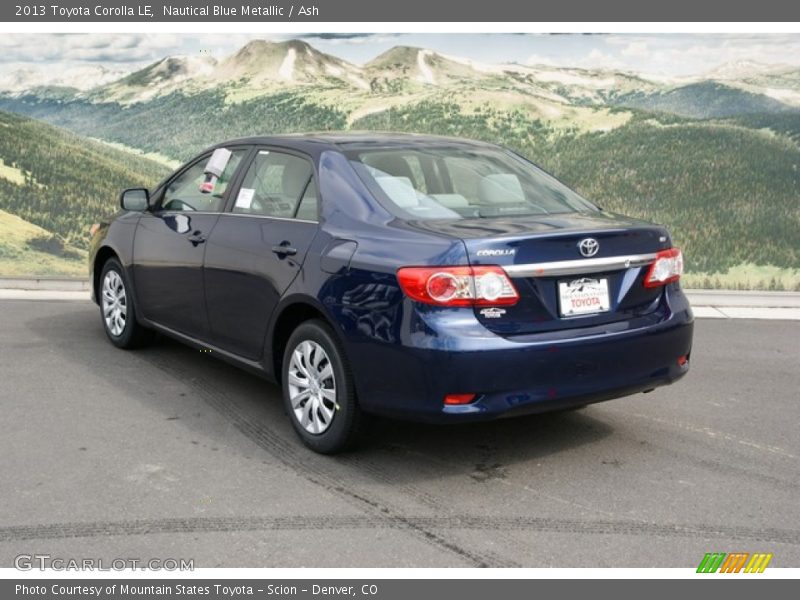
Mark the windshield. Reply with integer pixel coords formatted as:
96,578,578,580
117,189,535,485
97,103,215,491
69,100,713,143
346,145,598,220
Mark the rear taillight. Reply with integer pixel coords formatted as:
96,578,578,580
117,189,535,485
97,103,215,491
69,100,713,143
397,265,519,306
444,393,477,405
643,248,683,288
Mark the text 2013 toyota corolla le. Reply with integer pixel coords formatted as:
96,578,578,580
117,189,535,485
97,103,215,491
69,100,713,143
90,133,693,453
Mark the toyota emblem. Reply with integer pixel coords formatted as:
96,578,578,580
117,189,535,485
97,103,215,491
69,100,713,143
578,238,599,257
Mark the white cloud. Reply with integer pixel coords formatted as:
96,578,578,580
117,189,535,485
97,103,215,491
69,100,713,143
308,34,396,46
598,34,800,76
621,42,650,58
0,34,175,64
525,54,558,66
573,49,627,71
0,61,133,91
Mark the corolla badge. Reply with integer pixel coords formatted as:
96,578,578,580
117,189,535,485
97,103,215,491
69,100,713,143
476,248,516,257
578,238,599,257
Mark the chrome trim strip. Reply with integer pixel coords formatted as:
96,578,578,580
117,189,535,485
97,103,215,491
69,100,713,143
153,211,318,224
219,213,319,225
503,253,657,278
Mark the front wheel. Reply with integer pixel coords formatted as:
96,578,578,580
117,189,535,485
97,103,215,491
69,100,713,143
99,258,152,349
282,320,367,454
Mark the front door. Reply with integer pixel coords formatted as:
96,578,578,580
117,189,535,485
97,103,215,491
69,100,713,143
133,148,248,338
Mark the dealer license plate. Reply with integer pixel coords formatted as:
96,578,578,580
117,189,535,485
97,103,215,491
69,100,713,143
558,277,610,317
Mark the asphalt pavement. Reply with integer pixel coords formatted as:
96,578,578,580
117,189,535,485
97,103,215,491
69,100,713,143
0,299,798,567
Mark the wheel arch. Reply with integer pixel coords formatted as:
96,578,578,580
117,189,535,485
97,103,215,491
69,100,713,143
92,245,121,305
267,296,346,385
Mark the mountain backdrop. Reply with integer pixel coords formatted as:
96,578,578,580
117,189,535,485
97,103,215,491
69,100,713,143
1,39,799,288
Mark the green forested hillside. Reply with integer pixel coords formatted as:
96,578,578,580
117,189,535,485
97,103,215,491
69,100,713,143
0,91,348,161
546,120,800,274
726,112,800,144
0,110,170,248
0,209,86,276
614,82,796,119
1,84,798,287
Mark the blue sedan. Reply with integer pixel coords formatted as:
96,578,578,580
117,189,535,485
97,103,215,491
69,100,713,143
89,133,693,453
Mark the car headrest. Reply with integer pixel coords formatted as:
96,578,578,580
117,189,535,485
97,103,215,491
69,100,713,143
365,154,415,181
375,176,419,208
478,174,525,204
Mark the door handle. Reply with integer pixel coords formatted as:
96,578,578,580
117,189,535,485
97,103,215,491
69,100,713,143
188,231,206,246
272,242,298,257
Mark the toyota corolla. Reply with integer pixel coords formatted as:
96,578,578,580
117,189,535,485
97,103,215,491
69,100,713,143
90,133,693,453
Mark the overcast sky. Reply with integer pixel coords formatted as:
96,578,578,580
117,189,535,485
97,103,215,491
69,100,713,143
2,33,800,78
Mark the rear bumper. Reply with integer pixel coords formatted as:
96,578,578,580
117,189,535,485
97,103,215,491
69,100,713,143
344,284,694,422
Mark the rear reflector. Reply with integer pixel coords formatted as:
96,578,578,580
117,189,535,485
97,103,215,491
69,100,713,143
444,393,477,405
644,248,683,288
397,266,519,306
677,354,689,367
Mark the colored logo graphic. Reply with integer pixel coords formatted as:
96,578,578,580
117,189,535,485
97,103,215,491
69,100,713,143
697,553,773,573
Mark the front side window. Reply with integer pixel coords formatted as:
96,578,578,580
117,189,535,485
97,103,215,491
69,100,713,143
347,146,597,220
162,149,246,212
232,150,316,219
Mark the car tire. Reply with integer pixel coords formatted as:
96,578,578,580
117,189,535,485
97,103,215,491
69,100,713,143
99,258,152,349
282,319,368,454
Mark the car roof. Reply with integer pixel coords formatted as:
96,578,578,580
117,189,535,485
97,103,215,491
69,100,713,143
211,132,499,153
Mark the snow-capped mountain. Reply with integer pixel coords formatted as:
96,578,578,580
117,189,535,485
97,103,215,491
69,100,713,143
91,55,217,102
212,39,368,89
3,38,800,113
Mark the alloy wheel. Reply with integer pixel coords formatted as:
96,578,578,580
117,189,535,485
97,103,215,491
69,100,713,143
101,270,127,337
287,340,337,435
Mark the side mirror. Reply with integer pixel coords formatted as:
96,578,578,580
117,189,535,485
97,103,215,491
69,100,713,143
120,188,150,211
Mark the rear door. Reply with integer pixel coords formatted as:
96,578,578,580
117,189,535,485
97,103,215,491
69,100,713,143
204,148,320,359
133,148,248,338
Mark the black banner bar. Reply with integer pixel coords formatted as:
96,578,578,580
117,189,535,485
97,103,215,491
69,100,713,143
3,579,795,600
3,0,800,22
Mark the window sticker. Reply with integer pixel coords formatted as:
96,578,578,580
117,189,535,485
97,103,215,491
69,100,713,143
235,187,255,209
200,148,233,193
205,148,232,177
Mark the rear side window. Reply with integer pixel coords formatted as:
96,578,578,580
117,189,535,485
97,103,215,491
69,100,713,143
162,149,246,212
233,150,316,220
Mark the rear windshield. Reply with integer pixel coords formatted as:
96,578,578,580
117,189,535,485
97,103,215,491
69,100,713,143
346,145,597,220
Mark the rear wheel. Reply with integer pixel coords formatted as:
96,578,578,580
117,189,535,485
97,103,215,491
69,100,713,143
282,320,367,454
99,258,151,349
